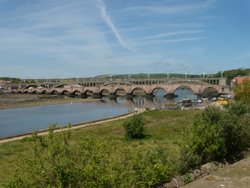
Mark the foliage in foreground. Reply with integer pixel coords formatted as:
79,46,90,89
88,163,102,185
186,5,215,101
179,102,250,174
5,127,173,188
123,114,145,139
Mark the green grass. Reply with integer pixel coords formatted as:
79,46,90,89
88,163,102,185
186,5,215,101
0,110,198,186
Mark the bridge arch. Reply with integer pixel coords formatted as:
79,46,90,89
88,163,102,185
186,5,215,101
61,90,70,95
51,90,59,95
31,90,38,94
131,87,146,96
73,90,82,96
84,89,94,96
151,87,167,96
41,90,46,94
173,85,195,100
114,88,127,96
202,87,219,98
173,85,194,94
100,89,110,96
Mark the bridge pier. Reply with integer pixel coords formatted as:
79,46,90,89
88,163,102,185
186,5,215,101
145,94,153,99
196,93,203,99
166,93,175,99
107,93,117,100
93,93,102,99
126,94,133,99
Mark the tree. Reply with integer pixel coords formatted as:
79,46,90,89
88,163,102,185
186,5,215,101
123,114,145,139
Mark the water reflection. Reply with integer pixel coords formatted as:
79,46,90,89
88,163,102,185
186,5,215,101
101,88,199,109
174,87,197,102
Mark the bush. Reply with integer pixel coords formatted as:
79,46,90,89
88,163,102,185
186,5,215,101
222,102,250,159
180,103,250,168
123,114,145,139
187,106,226,163
5,127,173,188
178,146,201,174
234,80,250,104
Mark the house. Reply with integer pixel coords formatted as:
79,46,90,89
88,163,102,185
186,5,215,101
232,76,250,86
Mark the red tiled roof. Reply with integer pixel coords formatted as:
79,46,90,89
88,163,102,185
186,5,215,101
232,76,250,84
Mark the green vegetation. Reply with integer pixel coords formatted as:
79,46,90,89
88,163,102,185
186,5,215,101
215,68,250,84
179,103,250,174
123,114,145,139
0,110,197,187
0,77,21,83
234,79,250,103
1,100,250,187
5,130,173,187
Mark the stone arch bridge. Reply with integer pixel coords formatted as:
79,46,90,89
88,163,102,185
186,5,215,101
14,81,229,97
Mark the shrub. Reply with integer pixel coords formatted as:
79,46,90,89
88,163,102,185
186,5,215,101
234,79,250,104
180,103,250,168
132,146,173,187
123,114,145,139
178,146,201,174
187,106,226,163
222,102,250,159
6,127,173,188
183,173,193,184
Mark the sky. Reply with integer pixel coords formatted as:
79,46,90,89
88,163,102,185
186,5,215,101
0,0,249,78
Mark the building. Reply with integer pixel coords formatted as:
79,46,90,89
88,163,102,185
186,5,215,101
232,76,250,86
0,80,11,91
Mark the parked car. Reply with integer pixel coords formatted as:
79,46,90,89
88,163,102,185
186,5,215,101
211,97,217,101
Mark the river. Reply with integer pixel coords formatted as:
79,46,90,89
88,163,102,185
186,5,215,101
0,89,199,138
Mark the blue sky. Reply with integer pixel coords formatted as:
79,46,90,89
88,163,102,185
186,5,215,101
0,0,249,78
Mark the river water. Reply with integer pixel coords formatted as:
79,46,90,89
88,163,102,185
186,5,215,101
0,89,199,138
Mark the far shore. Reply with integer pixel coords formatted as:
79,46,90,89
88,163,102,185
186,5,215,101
0,93,100,110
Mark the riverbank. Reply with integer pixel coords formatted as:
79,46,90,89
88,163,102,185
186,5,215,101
0,93,99,110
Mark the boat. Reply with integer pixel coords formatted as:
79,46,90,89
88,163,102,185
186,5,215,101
180,99,192,107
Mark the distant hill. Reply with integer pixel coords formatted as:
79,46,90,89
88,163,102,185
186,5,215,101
215,68,250,80
2,68,250,83
0,77,21,83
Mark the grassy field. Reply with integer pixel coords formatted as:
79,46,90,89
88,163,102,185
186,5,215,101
0,110,198,186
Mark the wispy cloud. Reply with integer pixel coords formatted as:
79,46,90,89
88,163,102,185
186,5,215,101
135,37,204,46
95,0,129,50
122,0,216,15
141,30,203,40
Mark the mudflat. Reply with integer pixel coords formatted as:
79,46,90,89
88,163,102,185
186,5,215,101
0,93,98,110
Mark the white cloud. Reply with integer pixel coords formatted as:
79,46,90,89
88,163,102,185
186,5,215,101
135,37,204,46
122,0,216,15
141,30,203,40
95,0,129,50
